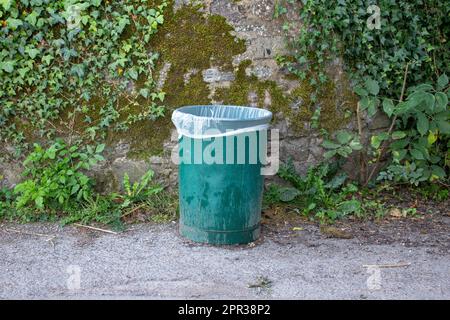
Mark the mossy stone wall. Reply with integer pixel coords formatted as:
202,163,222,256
1,0,375,190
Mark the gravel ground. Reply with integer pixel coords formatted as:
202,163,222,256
0,221,449,300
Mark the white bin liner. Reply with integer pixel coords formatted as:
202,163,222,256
172,105,272,139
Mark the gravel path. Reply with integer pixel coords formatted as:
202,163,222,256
0,222,449,299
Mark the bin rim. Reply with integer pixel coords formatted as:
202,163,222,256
172,105,272,138
173,105,272,122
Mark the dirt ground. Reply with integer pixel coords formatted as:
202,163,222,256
1,196,449,299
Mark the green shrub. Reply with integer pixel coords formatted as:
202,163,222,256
266,160,366,220
375,78,449,185
14,139,105,211
276,0,449,186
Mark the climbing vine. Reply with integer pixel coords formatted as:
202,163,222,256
0,0,167,156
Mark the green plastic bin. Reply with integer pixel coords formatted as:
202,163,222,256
172,105,272,245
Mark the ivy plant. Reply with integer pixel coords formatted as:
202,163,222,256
0,0,167,155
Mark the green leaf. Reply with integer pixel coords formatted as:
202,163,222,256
25,11,38,26
416,112,429,135
42,55,53,65
338,199,361,214
349,139,363,150
371,133,388,149
393,101,412,116
359,97,369,111
128,68,138,80
335,131,352,144
323,150,337,159
139,88,149,98
71,184,80,195
367,97,378,117
26,48,40,59
6,18,23,30
437,121,450,134
0,60,15,73
95,143,105,154
325,173,347,190
410,149,424,160
278,187,300,202
322,140,340,149
413,84,433,92
354,86,368,97
382,98,395,117
156,15,164,24
437,74,448,90
391,131,406,140
431,165,446,179
365,78,379,95
392,149,407,162
428,131,438,145
35,196,44,209
0,0,13,11
435,92,448,112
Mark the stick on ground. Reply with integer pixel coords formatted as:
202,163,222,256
73,223,118,235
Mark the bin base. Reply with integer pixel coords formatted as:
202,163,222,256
179,223,260,245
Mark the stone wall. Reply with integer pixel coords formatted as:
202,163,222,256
0,0,389,190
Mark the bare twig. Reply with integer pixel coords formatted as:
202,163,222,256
363,262,411,269
365,62,410,186
356,101,367,183
6,228,56,242
73,223,118,235
122,203,146,218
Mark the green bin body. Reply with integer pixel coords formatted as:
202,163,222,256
172,105,272,245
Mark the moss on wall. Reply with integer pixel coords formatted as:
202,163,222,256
15,1,356,161
214,60,357,134
110,2,247,159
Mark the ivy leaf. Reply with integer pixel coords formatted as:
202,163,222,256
42,55,54,65
365,78,379,95
156,15,164,24
0,0,13,10
6,18,23,30
0,60,15,73
416,112,429,136
25,11,38,26
139,88,149,98
382,98,395,117
26,47,40,59
437,74,448,91
128,68,138,80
